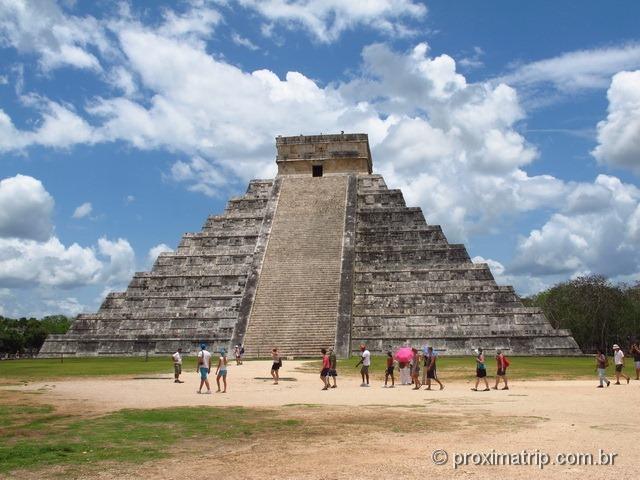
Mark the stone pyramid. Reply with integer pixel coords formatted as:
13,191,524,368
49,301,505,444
40,134,581,357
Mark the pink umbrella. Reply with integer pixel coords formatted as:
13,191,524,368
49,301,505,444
394,347,414,363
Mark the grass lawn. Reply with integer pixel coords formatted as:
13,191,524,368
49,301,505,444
0,389,301,475
0,356,198,382
305,355,604,381
0,355,611,383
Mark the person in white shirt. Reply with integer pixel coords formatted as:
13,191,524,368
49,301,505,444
196,343,212,394
613,344,630,385
354,344,371,386
171,348,184,383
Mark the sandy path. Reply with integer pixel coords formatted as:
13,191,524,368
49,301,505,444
6,360,640,480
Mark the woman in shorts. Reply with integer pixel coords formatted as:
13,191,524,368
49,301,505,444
271,348,282,385
215,349,228,393
471,348,489,391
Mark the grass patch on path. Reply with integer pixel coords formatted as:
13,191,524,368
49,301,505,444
0,390,301,476
303,355,599,381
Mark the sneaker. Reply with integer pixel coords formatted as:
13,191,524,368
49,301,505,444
627,378,630,384
607,381,611,387
483,388,490,392
330,385,337,388
360,383,367,387
389,385,395,388
597,385,604,388
501,387,509,390
203,390,212,394
196,391,201,394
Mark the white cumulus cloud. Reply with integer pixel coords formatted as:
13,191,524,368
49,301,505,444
592,70,640,173
510,175,640,279
0,174,54,241
72,202,92,219
238,0,427,43
0,0,109,71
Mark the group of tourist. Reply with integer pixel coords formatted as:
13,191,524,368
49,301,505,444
172,344,229,394
595,342,640,387
171,340,640,393
347,344,505,392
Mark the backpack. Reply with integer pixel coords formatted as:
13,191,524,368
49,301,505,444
240,346,245,354
503,356,510,368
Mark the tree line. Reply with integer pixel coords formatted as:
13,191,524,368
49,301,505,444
523,274,640,353
0,315,71,356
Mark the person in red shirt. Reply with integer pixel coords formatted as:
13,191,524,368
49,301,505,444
320,348,331,390
493,350,509,390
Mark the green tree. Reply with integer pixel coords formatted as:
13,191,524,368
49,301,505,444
525,275,637,353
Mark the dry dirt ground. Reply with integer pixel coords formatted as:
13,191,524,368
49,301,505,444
6,360,640,480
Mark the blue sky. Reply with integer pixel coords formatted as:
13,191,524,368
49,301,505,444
1,0,640,317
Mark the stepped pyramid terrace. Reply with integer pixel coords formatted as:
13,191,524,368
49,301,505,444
40,133,581,358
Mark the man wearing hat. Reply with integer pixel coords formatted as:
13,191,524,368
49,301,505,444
196,343,212,394
612,344,630,385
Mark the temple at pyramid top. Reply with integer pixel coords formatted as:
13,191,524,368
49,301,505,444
276,133,372,176
40,132,581,358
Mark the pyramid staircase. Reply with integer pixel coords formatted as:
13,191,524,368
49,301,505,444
241,176,348,357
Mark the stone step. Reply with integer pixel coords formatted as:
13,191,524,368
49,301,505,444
243,176,347,353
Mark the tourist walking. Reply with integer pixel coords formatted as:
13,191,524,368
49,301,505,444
215,348,228,393
421,347,429,386
328,347,338,388
196,343,212,394
234,344,242,366
471,348,489,391
355,344,371,386
320,348,330,390
411,348,421,389
596,348,610,388
384,351,395,387
613,344,630,384
425,346,444,390
271,348,282,385
630,339,640,380
493,350,509,390
172,347,184,383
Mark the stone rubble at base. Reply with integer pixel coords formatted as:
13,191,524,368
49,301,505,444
39,133,581,358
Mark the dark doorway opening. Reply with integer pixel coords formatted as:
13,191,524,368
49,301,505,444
312,165,323,177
